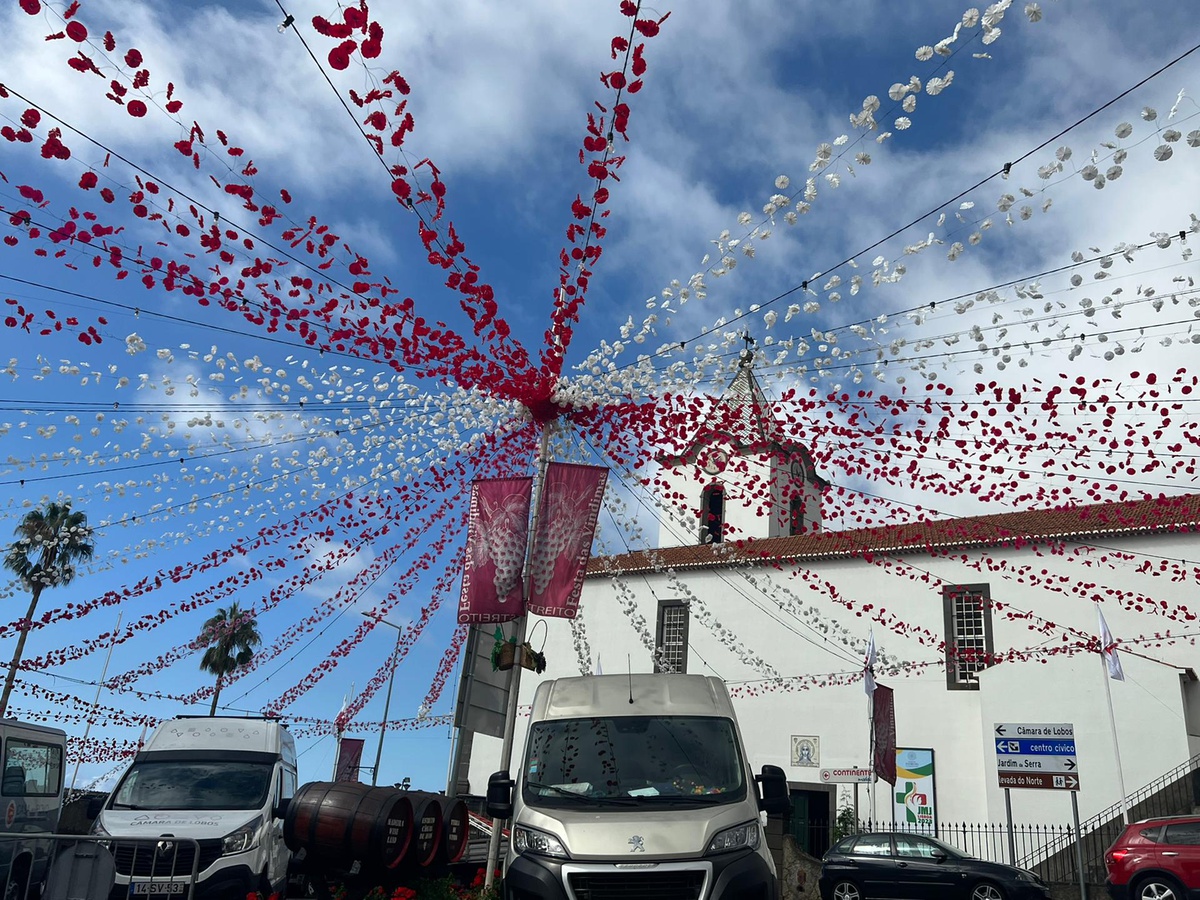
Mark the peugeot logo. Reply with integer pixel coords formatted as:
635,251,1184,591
628,835,645,852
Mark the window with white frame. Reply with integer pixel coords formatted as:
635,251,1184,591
942,583,993,690
655,600,689,674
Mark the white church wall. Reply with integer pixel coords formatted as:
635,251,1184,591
978,650,1189,825
464,530,1200,827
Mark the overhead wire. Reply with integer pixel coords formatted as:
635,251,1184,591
603,228,1199,380
220,420,520,711
598,36,1200,378
681,36,1200,336
0,270,429,373
0,87,402,361
269,1,531,378
0,402,451,487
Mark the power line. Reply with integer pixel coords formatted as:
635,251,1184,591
606,230,1196,380
694,37,1200,333
0,404,446,487
0,271,427,373
0,85,420,364
603,37,1200,375
269,2,531,379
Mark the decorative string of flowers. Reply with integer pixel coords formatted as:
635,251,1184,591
567,614,593,675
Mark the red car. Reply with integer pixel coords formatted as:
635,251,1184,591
1105,815,1200,900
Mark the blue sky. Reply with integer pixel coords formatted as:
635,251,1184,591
1,0,1199,791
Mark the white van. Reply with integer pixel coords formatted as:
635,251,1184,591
92,717,297,900
486,674,788,900
0,720,66,898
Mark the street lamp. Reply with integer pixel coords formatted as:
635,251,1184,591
362,612,403,787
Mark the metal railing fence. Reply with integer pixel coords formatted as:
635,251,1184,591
0,833,203,900
786,751,1200,885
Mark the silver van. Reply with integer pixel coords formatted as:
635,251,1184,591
486,674,788,900
0,720,66,899
92,717,297,900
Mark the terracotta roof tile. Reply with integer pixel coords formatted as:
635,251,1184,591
586,493,1200,577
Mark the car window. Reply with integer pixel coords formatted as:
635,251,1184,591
895,835,942,858
1138,826,1162,843
1163,823,1200,845
852,834,892,856
829,837,857,855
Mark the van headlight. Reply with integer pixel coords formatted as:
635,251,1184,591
89,820,112,851
707,822,760,854
512,826,568,859
222,817,262,855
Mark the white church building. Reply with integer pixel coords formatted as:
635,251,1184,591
462,360,1200,852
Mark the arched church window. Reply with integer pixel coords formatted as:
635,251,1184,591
700,484,724,544
789,494,805,535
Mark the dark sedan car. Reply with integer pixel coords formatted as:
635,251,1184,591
819,832,1051,900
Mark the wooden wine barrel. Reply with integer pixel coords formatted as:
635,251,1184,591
284,781,414,871
405,791,443,867
441,797,470,864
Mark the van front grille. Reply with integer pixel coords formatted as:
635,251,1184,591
568,871,706,900
113,840,224,877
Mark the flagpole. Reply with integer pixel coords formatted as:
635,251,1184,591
864,631,876,828
485,424,554,890
332,683,353,781
867,693,875,826
1096,603,1130,824
1097,638,1129,825
1101,657,1129,824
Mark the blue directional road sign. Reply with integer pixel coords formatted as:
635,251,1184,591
995,738,1076,756
993,722,1081,791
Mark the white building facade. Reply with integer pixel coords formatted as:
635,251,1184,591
464,363,1200,842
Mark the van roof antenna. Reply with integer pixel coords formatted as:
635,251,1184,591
628,655,634,704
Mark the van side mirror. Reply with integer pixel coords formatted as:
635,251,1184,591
273,797,290,820
86,796,105,820
755,764,789,815
485,770,514,821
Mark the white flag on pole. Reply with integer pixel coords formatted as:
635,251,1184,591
1097,606,1125,681
863,631,877,696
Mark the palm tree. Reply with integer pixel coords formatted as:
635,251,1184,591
1,501,94,717
197,603,261,715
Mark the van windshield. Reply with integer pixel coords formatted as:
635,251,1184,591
523,716,746,809
111,758,273,811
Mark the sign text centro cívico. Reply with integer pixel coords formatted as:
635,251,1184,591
820,767,872,783
993,723,1080,791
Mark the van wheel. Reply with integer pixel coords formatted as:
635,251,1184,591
4,859,30,900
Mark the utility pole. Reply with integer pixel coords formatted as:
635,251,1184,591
363,612,404,786
484,425,553,890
